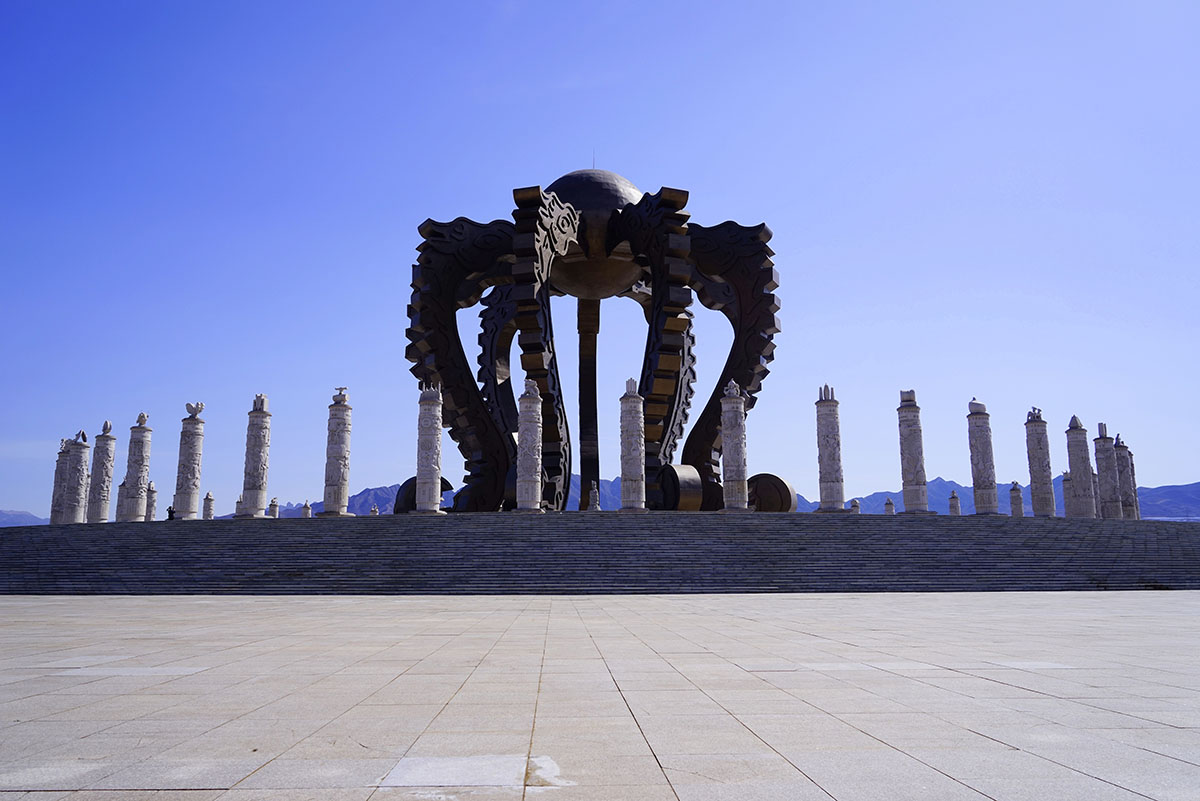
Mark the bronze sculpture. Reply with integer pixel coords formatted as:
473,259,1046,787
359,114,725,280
405,170,780,512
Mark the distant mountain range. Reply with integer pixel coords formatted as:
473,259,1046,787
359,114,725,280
4,477,1198,526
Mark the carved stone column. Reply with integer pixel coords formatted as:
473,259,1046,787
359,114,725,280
234,395,271,518
172,403,205,520
720,381,749,512
1010,482,1024,517
415,382,445,514
87,421,117,523
1091,471,1101,518
1093,423,1123,519
587,481,601,511
1114,436,1137,520
815,385,846,512
1128,450,1141,520
948,490,961,516
268,498,279,518
516,379,544,513
61,433,91,524
849,499,861,514
301,501,312,518
320,387,354,517
1063,416,1096,519
619,379,647,513
897,390,931,513
1024,408,1055,517
884,497,895,515
202,492,215,520
115,413,152,523
50,441,69,525
144,481,157,522
967,399,998,514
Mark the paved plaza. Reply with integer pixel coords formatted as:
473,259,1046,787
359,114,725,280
0,592,1197,800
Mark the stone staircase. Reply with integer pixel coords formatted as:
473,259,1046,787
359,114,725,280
1,514,1197,594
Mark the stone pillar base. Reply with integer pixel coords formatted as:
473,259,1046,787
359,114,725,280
232,513,267,519
719,507,752,514
814,508,853,514
410,509,447,515
513,508,544,515
316,511,357,518
972,512,1004,516
618,507,649,514
899,510,937,515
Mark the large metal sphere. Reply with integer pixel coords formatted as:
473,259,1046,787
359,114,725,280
545,170,645,300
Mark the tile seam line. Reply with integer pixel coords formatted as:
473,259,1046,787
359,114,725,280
520,594,552,800
581,597,682,801
229,599,532,790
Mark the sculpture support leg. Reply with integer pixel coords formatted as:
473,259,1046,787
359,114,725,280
578,298,600,509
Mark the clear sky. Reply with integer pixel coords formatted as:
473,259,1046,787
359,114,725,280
2,1,1198,516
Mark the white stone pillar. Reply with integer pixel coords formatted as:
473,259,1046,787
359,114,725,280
301,501,312,518
1010,482,1024,517
320,387,354,517
619,378,646,513
966,399,998,514
115,413,153,523
87,422,117,523
884,497,895,515
1091,471,1101,518
849,499,861,514
720,381,749,512
516,379,544,513
61,433,91,524
1128,450,1141,520
815,384,846,512
897,390,931,514
1024,408,1055,517
50,440,70,524
234,395,271,518
1114,436,1137,520
268,497,279,518
1063,416,1096,519
202,492,215,520
1093,423,1123,519
144,481,157,522
172,403,205,520
415,382,445,514
948,490,961,516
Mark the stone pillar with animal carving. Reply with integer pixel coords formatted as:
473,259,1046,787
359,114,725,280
967,399,998,514
1024,408,1055,517
1094,423,1123,519
1063,416,1095,519
897,390,932,513
235,395,271,518
172,402,205,520
415,382,445,514
619,379,647,512
1009,482,1024,517
202,491,215,520
516,379,544,513
320,388,354,516
60,432,91,524
144,480,157,522
87,421,117,523
815,384,847,512
720,381,749,511
115,413,153,523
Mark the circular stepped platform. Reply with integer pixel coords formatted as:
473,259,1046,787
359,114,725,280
2,513,1197,594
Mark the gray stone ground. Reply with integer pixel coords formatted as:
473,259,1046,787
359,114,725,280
0,592,1197,800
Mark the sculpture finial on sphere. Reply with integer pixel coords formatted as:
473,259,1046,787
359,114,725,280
101,420,112,435
136,412,148,426
185,402,204,418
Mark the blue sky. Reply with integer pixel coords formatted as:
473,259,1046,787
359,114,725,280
2,1,1197,516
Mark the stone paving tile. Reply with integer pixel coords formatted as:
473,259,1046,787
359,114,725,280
0,592,1197,799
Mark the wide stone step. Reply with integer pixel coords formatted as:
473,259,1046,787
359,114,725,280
2,514,1196,594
